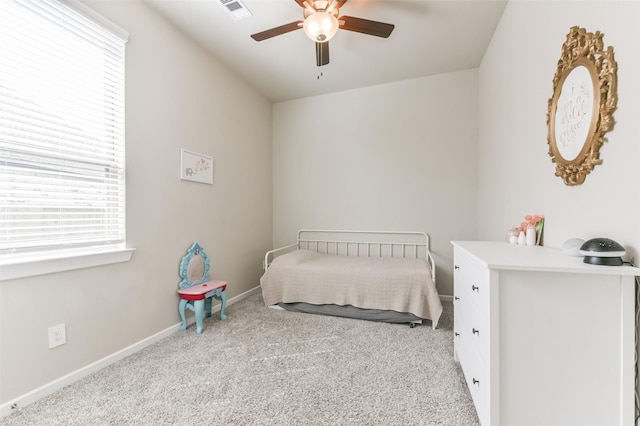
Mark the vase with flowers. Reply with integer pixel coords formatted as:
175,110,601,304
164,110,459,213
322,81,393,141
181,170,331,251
509,214,544,246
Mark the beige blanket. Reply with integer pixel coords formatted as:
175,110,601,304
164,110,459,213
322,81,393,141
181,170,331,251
260,249,443,327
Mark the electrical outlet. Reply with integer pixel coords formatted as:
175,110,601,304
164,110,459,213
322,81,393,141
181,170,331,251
48,323,66,349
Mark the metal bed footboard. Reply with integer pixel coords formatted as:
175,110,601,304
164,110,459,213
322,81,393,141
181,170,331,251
263,243,298,272
263,229,435,284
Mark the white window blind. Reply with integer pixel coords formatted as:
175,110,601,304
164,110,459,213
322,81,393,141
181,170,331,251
0,0,129,257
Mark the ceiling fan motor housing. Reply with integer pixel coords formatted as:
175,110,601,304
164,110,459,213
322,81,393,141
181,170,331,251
305,1,334,13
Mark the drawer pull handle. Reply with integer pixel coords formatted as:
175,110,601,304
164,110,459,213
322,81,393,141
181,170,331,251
471,285,479,292
472,328,480,335
473,378,480,386
454,296,460,301
454,265,460,270
454,332,460,337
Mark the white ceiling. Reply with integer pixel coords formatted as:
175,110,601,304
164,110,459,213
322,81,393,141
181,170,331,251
145,0,508,102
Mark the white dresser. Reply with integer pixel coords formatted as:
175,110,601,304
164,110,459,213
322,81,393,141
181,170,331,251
451,241,638,426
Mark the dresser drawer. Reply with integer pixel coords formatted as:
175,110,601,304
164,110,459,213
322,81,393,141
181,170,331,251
454,250,490,317
454,293,490,366
455,314,490,426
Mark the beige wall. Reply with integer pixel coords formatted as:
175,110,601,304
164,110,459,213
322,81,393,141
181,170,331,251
0,0,272,404
478,0,640,250
478,0,640,401
272,69,480,296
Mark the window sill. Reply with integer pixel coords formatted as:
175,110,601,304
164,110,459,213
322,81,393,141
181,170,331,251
0,248,135,281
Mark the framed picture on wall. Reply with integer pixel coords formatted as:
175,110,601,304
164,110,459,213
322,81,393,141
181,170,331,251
180,148,213,184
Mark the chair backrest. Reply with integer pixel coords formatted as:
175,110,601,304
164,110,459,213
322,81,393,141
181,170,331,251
178,242,211,289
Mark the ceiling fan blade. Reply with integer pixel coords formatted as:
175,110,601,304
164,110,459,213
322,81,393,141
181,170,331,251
251,21,303,41
316,42,329,66
339,16,395,38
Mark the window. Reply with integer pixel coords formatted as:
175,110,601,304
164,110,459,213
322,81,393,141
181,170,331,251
0,0,131,278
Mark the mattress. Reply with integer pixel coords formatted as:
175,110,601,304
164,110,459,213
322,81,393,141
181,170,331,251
260,249,443,327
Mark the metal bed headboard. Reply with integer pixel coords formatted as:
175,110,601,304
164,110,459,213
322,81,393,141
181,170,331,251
297,229,430,258
264,229,435,282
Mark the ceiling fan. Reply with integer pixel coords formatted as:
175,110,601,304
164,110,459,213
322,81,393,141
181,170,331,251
250,0,395,67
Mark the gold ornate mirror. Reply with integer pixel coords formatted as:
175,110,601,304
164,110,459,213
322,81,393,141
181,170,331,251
547,26,617,186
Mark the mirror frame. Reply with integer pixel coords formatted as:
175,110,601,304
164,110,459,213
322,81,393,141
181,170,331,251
547,26,617,186
178,242,211,289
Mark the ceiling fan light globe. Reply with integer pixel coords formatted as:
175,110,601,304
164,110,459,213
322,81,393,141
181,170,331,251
303,12,339,43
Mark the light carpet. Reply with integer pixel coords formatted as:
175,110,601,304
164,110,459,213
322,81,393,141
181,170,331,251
2,291,479,425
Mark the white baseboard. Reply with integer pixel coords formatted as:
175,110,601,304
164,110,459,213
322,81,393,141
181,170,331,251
0,286,260,418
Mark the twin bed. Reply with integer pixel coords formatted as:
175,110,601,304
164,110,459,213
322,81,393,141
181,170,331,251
260,230,443,328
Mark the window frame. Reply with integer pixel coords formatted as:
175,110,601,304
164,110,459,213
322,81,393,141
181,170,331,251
0,0,132,281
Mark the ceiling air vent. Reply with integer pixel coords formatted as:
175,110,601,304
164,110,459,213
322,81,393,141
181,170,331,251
218,0,252,21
